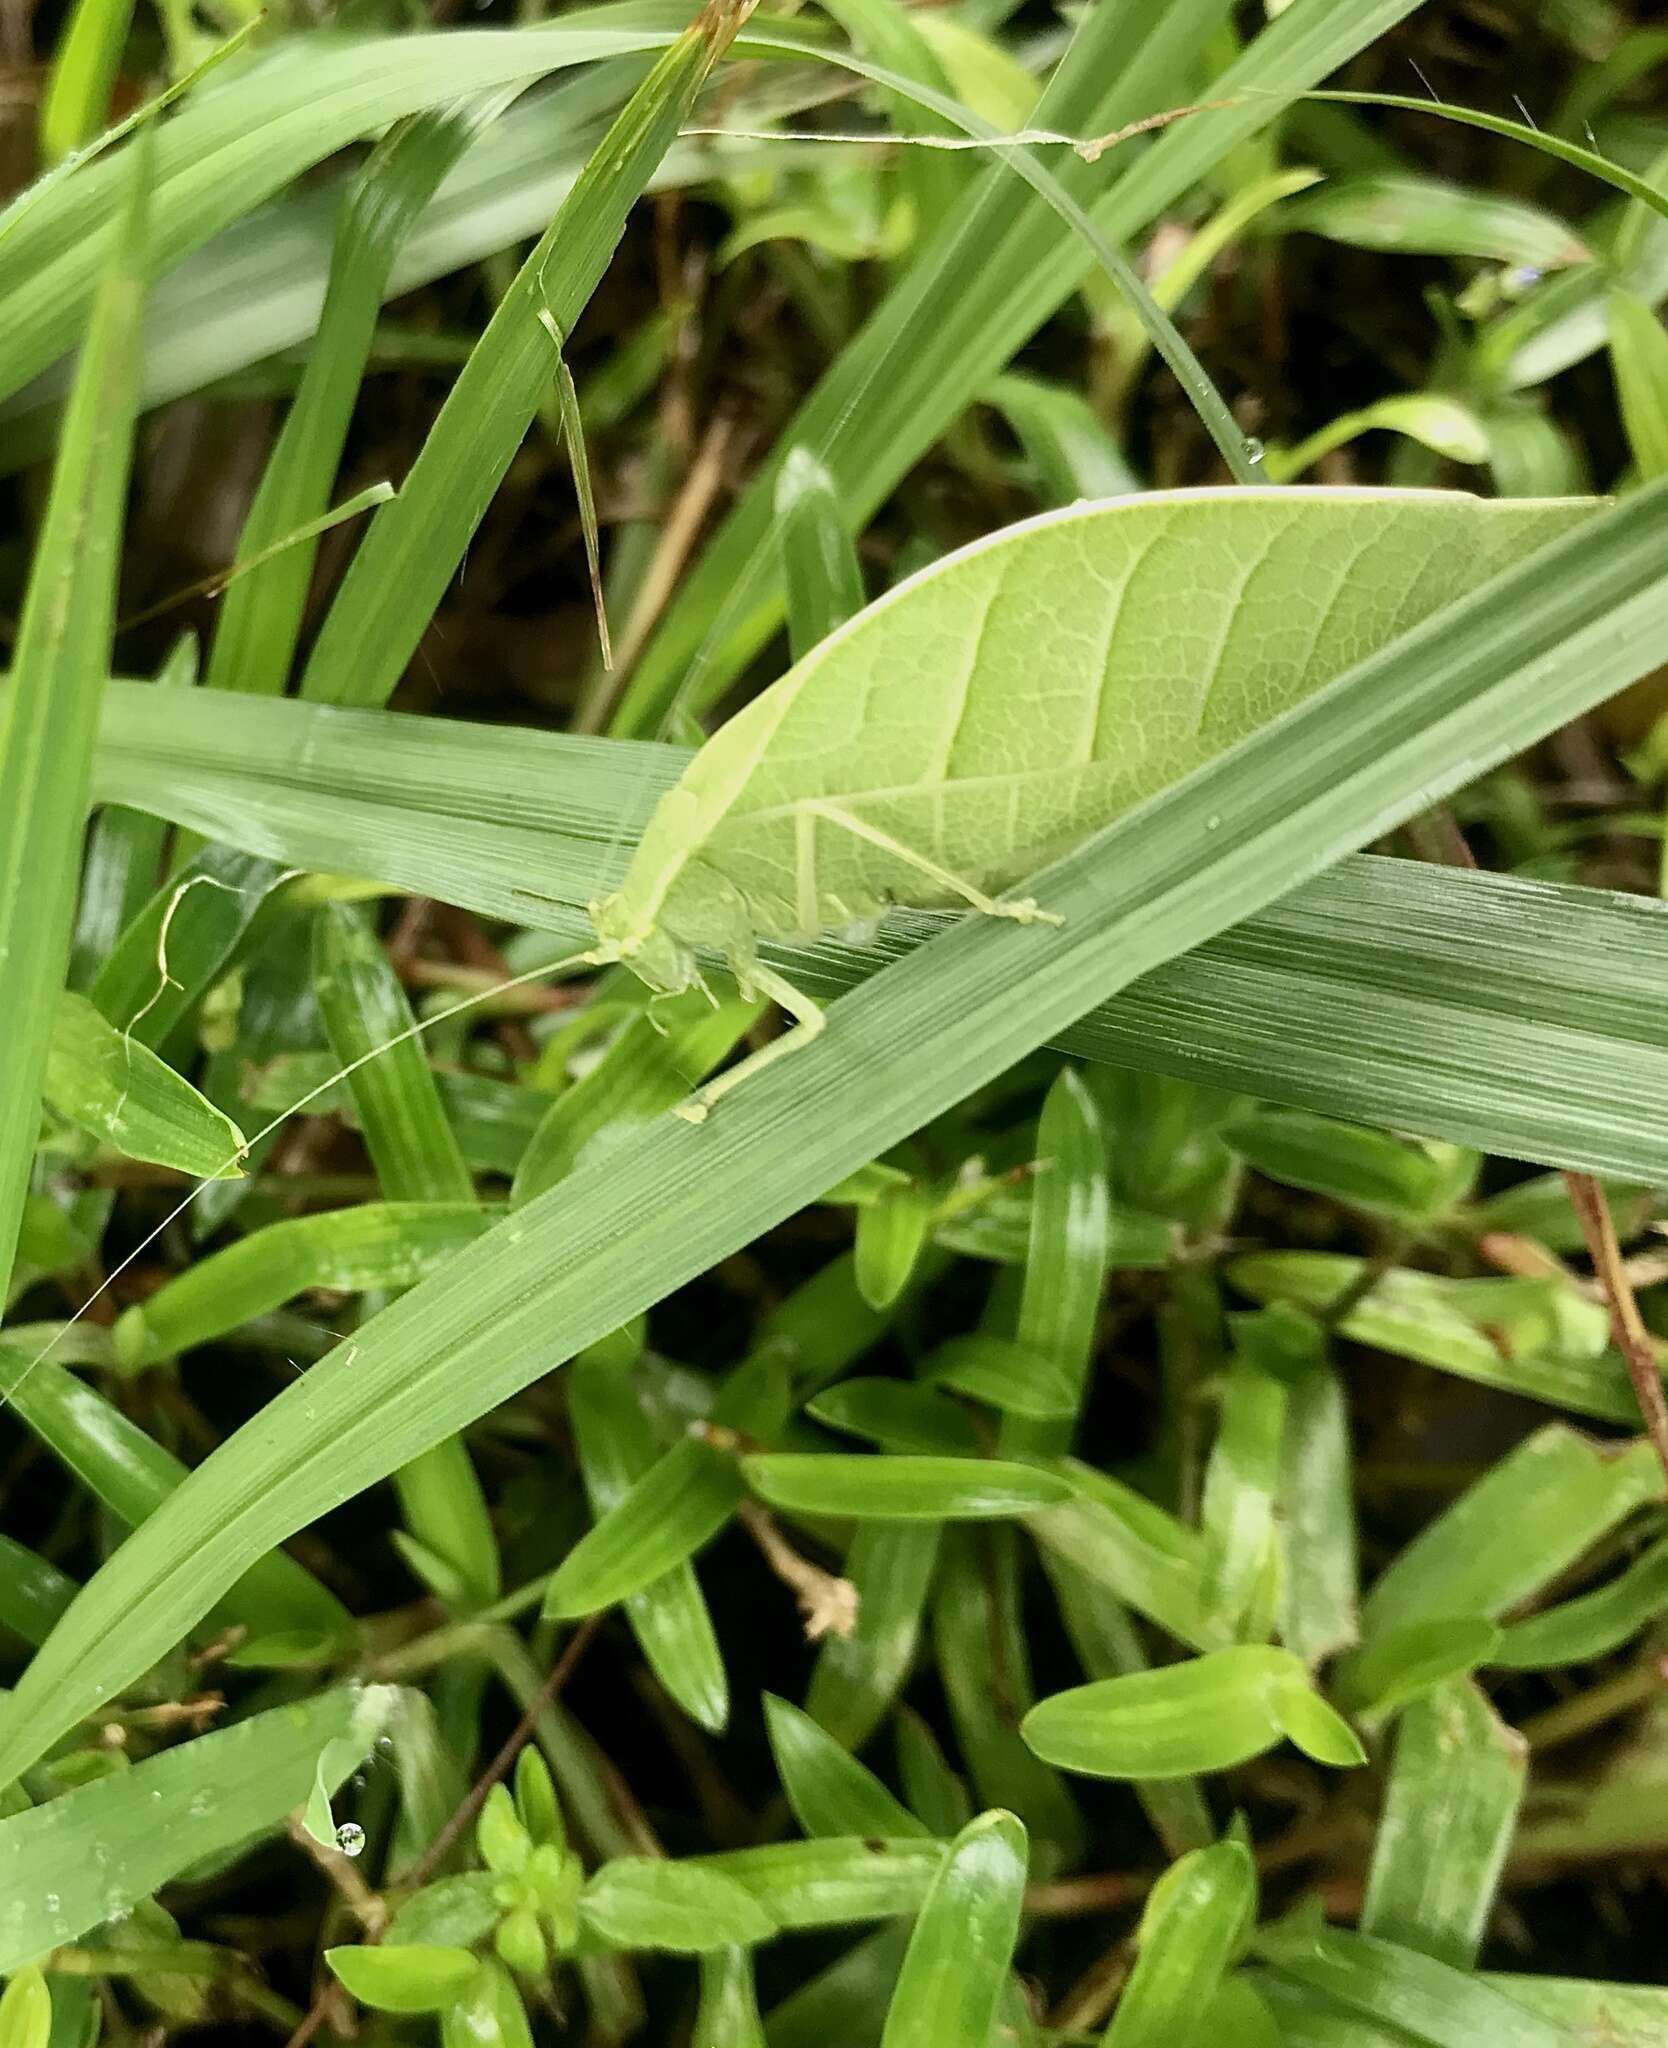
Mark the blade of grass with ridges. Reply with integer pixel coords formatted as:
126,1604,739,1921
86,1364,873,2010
0,7,704,403
297,0,757,709
80,683,1668,1183
0,132,149,1302
207,95,516,699
312,903,501,1609
10,484,1668,1783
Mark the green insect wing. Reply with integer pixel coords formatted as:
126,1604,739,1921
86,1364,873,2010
589,486,1594,1108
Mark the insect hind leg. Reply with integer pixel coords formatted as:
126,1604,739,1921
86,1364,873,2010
803,800,1064,928
675,964,825,1123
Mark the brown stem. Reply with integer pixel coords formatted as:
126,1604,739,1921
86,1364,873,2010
1563,1170,1668,1489
402,1616,602,1891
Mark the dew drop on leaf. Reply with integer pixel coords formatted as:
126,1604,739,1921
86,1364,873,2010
334,1821,366,1858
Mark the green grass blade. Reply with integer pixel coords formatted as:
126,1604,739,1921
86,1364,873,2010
803,1522,940,1751
1000,1068,1109,1459
81,682,1668,1181
0,1352,351,1643
1360,1680,1526,1971
569,1352,729,1730
764,1693,927,1840
1103,1840,1256,2047
0,132,149,1301
0,1686,399,1971
312,902,500,1609
1353,1428,1663,1659
297,1,753,709
39,0,138,164
207,98,512,699
0,12,695,405
45,989,247,1177
11,484,1668,1783
879,1811,1027,2048
0,1534,77,1648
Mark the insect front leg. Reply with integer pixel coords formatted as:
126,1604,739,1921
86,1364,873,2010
674,964,826,1123
803,800,1064,927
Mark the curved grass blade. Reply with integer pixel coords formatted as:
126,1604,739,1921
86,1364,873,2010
879,1810,1027,2048
0,1353,350,1642
764,1693,927,1840
803,1521,940,1750
569,1352,729,1730
0,12,697,404
46,989,247,1177
1105,1840,1255,2048
113,1201,495,1367
10,485,1668,1783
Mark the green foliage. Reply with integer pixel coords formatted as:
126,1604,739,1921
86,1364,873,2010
7,3,1668,2043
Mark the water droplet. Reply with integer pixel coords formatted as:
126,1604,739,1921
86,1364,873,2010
1241,436,1266,466
45,1893,60,1914
335,1821,366,1858
1505,264,1543,292
1206,814,1222,831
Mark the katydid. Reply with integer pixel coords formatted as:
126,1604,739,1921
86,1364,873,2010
585,486,1594,1117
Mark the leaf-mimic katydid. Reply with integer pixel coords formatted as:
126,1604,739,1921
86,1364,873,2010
585,486,1592,1117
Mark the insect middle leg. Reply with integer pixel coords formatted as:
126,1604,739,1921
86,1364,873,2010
676,962,826,1122
802,800,1064,926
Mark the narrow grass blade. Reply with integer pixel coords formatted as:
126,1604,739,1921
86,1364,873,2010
1352,1428,1662,1662
208,98,512,698
803,1522,940,1750
1491,1535,1668,1669
298,1,754,709
632,1839,945,1932
0,1353,351,1642
569,1353,729,1730
1104,1841,1255,2048
88,842,288,1046
0,16,697,405
0,133,148,1299
879,1811,1027,2048
695,1948,766,2047
0,1535,77,1648
776,446,865,661
0,1685,399,1971
40,0,138,164
46,989,247,1177
1360,1680,1526,1970
1000,1068,1109,1460
765,1693,927,1840
933,1529,1084,1877
313,902,500,1609
13,485,1668,1784
1256,1921,1577,2048
114,1202,494,1366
